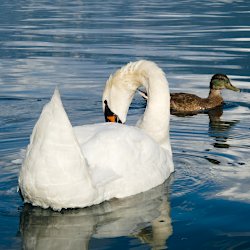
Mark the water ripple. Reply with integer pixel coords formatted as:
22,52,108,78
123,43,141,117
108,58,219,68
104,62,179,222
0,0,250,248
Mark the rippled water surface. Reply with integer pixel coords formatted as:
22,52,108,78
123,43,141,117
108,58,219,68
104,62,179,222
0,0,250,249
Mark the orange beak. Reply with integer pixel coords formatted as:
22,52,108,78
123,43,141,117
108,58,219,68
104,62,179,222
106,115,117,123
104,100,122,123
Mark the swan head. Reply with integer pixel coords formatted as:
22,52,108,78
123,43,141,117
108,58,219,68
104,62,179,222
102,68,140,124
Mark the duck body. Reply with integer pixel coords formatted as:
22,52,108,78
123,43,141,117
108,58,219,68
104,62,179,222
170,89,224,113
19,60,173,211
170,74,239,113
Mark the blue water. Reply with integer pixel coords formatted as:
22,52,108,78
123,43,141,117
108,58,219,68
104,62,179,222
0,0,250,249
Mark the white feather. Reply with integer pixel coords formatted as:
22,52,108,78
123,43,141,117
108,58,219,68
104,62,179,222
19,60,174,211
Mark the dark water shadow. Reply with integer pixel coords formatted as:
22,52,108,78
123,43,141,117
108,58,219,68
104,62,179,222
239,88,250,94
18,178,173,250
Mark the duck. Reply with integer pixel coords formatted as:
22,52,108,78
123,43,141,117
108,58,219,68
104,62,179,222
138,74,240,113
18,60,174,211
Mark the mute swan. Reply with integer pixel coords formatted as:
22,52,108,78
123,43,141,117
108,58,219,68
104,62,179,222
18,60,173,211
139,74,240,113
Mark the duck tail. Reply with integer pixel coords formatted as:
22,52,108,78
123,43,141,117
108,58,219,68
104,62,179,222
19,88,97,211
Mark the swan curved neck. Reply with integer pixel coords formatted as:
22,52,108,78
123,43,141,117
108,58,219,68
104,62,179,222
137,62,170,144
103,60,170,144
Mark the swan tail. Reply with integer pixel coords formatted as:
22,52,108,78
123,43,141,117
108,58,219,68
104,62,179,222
19,88,97,210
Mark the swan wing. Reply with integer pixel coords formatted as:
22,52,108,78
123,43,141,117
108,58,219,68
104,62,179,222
19,89,98,210
74,123,172,201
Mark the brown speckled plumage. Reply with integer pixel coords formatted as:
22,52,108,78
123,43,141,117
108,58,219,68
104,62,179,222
170,74,239,113
170,89,223,112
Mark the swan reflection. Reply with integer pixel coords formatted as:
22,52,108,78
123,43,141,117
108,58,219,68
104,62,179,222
19,179,172,250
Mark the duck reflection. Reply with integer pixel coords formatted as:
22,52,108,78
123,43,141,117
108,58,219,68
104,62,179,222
19,179,173,250
171,105,238,149
207,105,238,149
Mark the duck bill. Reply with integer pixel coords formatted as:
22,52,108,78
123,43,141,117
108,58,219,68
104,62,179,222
227,83,240,92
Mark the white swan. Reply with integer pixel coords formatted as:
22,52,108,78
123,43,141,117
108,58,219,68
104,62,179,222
18,60,174,211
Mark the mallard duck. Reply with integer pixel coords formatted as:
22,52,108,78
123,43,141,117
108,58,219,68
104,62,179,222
139,74,240,113
18,60,173,211
171,74,240,113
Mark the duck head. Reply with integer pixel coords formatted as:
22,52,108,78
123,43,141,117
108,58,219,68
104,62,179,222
210,74,240,92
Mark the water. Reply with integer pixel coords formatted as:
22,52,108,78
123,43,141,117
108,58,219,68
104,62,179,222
0,0,250,249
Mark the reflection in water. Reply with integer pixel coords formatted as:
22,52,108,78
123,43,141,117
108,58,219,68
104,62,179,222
207,107,250,204
173,104,250,205
171,105,238,150
171,104,240,167
19,179,172,250
0,0,249,248
207,105,238,149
